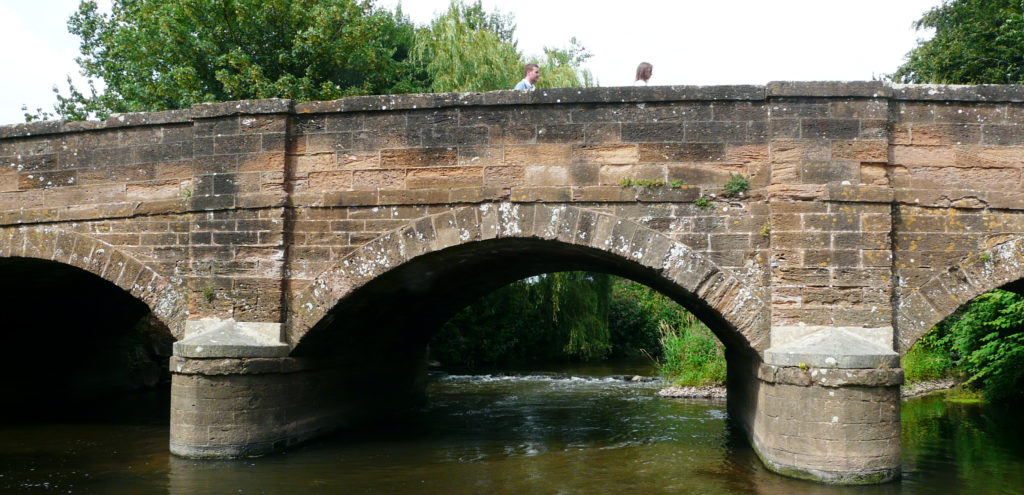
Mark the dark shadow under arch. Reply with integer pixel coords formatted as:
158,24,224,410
0,257,173,419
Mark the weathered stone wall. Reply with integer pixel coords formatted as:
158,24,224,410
888,87,1024,351
282,88,772,349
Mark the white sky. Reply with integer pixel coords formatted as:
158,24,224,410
0,0,940,125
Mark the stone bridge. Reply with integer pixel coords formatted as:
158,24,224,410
3,81,1024,484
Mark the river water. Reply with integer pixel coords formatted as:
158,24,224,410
2,365,1022,494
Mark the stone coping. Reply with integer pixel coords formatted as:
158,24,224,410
173,319,289,358
7,81,1024,138
764,327,899,369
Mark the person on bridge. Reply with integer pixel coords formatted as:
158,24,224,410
514,63,540,90
634,62,653,86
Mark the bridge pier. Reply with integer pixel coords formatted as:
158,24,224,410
742,327,903,484
169,319,428,457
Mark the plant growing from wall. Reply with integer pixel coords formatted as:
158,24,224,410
619,178,667,188
723,173,750,198
694,196,711,210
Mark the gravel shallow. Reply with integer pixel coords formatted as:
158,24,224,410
657,378,958,401
901,378,958,399
657,385,727,399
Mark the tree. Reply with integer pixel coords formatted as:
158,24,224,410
932,289,1024,403
529,38,595,89
37,0,427,120
430,272,613,366
411,0,521,92
31,0,595,121
413,0,594,93
892,0,1024,84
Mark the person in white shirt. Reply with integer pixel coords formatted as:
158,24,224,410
514,63,540,90
634,62,653,86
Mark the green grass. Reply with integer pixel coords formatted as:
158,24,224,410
655,316,726,386
902,343,953,382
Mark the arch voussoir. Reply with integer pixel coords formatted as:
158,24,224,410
430,211,461,252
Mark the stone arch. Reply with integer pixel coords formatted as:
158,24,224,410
287,202,769,353
896,235,1024,354
0,225,189,337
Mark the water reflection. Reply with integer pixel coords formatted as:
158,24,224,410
2,373,1023,494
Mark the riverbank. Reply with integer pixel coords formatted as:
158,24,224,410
657,379,959,400
901,378,958,399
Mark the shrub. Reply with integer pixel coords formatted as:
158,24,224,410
930,289,1024,404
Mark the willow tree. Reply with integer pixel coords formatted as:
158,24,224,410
34,0,427,120
412,0,594,93
411,0,521,92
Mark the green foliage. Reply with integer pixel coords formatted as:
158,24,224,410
929,289,1024,403
411,0,521,92
413,1,593,93
902,341,953,382
528,37,595,89
431,272,612,367
202,285,215,303
760,222,771,238
655,315,727,386
607,278,690,358
722,173,750,197
670,179,683,188
694,196,711,210
44,0,428,120
892,0,1024,84
980,251,992,262
434,275,702,366
34,0,594,120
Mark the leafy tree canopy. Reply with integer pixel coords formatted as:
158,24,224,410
29,0,594,121
927,289,1024,403
36,0,427,120
892,0,1024,84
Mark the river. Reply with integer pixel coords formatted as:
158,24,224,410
1,363,1022,494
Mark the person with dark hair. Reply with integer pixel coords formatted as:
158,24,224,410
634,62,653,86
514,63,540,90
